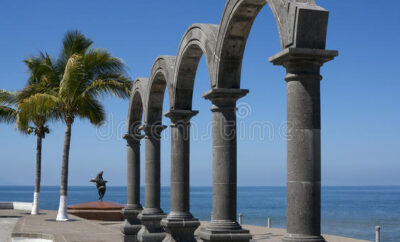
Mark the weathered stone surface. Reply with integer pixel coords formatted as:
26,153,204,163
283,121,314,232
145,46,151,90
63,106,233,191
124,133,144,209
137,213,167,242
198,88,251,242
171,24,219,110
127,78,148,134
213,0,331,89
137,124,168,242
126,0,334,114
123,116,146,241
161,218,200,242
270,48,337,242
125,1,337,242
121,208,143,242
145,56,176,125
161,109,200,241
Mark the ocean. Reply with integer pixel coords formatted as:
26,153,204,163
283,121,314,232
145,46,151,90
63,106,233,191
0,186,399,242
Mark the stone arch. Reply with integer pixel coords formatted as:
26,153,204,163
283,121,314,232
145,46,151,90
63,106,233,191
171,23,219,110
145,55,176,124
214,0,330,88
122,1,337,241
127,78,148,134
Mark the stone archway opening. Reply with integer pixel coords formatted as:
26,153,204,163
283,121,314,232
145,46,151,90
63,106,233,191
234,3,288,227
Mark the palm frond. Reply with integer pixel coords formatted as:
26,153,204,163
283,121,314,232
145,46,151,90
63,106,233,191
18,84,58,102
83,75,132,99
75,95,105,125
19,93,60,118
84,49,127,77
24,53,61,87
56,30,93,75
15,113,31,133
24,56,44,84
0,106,17,124
39,52,61,86
59,54,86,100
0,89,18,106
21,30,132,128
17,91,64,132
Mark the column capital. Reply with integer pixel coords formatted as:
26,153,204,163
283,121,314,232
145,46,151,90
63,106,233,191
164,109,198,123
203,88,249,112
269,47,338,66
203,88,249,101
123,133,144,144
269,48,338,83
139,124,167,138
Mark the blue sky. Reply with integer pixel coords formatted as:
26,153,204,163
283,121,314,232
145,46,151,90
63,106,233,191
0,0,399,186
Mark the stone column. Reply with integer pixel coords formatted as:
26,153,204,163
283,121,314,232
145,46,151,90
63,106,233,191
161,110,200,242
269,48,338,242
122,133,144,242
199,88,251,242
137,124,167,242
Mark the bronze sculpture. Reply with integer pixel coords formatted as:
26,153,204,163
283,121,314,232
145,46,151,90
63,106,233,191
90,171,107,201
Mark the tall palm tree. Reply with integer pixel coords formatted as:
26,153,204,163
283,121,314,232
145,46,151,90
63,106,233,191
0,54,60,215
20,30,132,221
0,94,49,214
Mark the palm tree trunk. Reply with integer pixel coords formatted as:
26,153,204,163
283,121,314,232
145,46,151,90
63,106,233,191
31,133,42,215
56,119,73,221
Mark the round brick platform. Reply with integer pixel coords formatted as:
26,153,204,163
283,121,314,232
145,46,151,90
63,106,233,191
68,201,125,221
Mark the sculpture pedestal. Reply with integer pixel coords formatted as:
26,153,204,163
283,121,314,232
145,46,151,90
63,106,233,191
68,201,125,221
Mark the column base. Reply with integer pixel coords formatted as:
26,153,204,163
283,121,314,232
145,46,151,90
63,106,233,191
160,216,200,242
137,211,167,242
198,220,251,242
121,207,143,242
282,234,326,242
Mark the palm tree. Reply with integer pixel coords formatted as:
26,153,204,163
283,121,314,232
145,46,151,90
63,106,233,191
0,54,59,215
19,30,132,221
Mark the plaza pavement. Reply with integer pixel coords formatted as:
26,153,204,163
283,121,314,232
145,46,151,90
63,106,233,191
0,209,370,242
